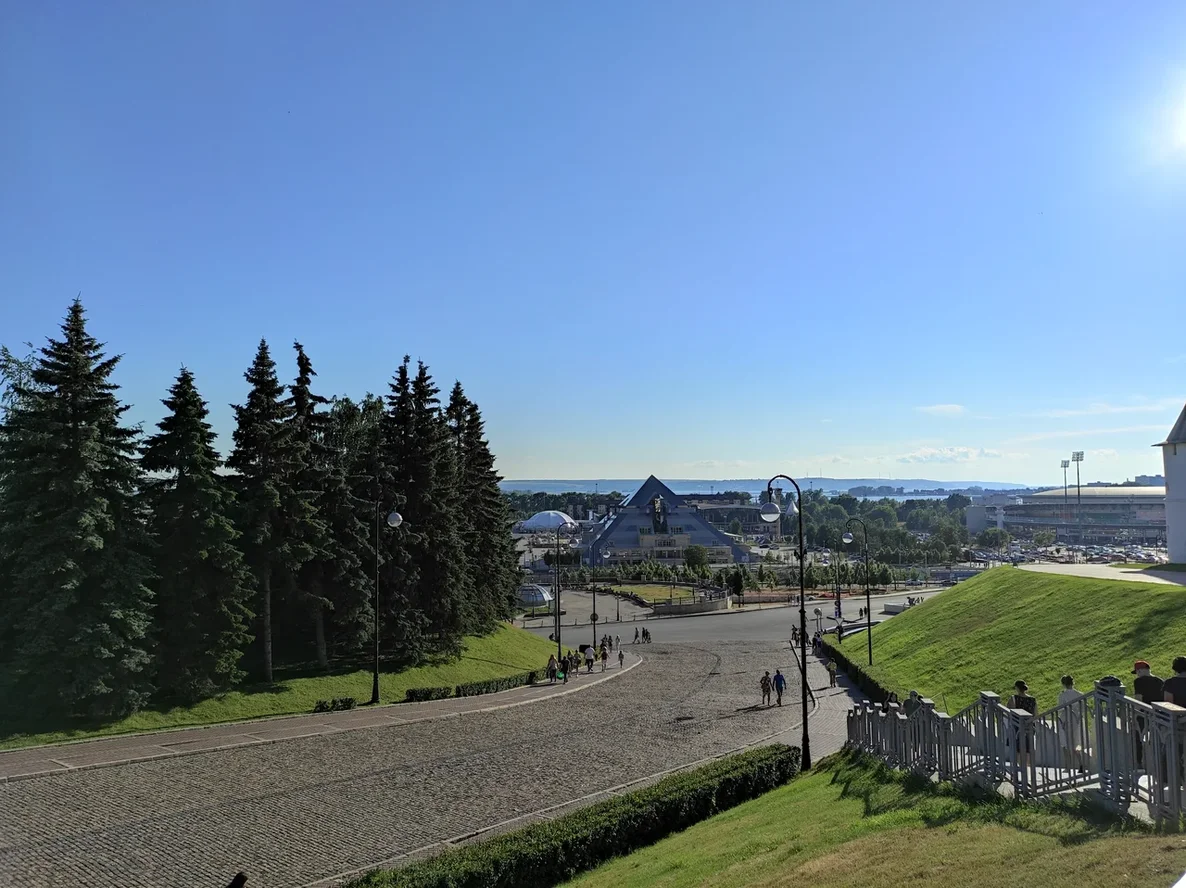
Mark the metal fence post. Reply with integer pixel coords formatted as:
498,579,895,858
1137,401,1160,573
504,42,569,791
1094,678,1129,812
936,712,952,782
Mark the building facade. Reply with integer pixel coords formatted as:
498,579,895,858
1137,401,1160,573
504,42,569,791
972,486,1166,545
1157,404,1186,563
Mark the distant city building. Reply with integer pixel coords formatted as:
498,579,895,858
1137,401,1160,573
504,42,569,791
1156,405,1186,562
586,476,748,566
1137,474,1166,487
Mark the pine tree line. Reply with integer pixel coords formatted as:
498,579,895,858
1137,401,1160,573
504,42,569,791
0,300,520,720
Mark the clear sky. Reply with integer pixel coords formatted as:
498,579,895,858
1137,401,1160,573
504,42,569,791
3,2,1185,487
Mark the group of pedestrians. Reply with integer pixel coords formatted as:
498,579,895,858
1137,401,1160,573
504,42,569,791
634,627,653,643
545,639,628,684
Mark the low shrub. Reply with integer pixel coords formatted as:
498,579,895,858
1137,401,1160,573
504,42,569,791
454,669,538,698
312,697,359,713
404,686,453,703
348,743,801,888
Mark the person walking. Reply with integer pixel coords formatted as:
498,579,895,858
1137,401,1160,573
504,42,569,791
903,690,922,717
1058,674,1086,772
600,646,608,671
618,649,625,669
1163,657,1186,706
546,654,558,685
585,646,595,673
760,671,773,707
826,659,837,688
634,627,640,644
615,634,620,651
773,669,787,706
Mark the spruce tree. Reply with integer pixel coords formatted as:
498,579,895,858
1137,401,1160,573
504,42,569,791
0,300,154,718
286,343,374,668
227,340,316,682
404,362,472,651
140,368,254,702
378,358,424,664
320,395,381,657
446,383,519,630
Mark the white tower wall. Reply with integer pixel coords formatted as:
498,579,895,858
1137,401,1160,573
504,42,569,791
1164,442,1186,563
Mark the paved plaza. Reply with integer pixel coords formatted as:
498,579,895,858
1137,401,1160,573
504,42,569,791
0,634,861,888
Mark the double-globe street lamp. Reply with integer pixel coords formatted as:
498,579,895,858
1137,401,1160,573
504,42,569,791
759,474,812,772
843,517,873,667
591,542,615,645
523,510,579,661
371,502,405,705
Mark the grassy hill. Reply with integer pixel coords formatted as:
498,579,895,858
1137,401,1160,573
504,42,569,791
0,624,555,749
860,567,1186,713
562,751,1186,888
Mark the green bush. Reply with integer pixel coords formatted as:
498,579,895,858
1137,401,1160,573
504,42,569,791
348,744,801,888
312,696,359,713
454,669,538,698
404,686,453,703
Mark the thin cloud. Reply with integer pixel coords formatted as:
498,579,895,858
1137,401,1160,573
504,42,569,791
1032,398,1182,419
897,446,1002,464
1009,424,1168,444
916,404,966,416
1088,448,1119,458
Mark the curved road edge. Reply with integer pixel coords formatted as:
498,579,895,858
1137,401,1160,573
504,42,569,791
0,653,644,785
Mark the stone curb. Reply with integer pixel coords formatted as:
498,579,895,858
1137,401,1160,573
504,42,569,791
0,654,643,785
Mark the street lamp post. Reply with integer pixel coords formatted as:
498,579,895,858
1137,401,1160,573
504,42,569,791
843,518,872,667
760,474,811,771
1061,459,1071,530
371,503,404,706
1072,451,1084,548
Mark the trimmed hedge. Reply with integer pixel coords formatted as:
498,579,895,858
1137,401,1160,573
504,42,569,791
405,686,453,703
454,670,537,698
313,697,358,713
819,639,893,704
348,744,801,888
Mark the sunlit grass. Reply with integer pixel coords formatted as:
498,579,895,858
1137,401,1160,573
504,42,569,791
563,751,1186,888
862,566,1186,713
0,624,554,749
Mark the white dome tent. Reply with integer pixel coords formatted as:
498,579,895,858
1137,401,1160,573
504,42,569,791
519,510,578,532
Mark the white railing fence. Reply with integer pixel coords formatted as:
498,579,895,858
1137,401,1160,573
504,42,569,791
846,679,1186,825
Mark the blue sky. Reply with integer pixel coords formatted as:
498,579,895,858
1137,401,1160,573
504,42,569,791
2,2,1184,486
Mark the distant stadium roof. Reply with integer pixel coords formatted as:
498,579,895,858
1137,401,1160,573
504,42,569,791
520,510,578,531
1155,403,1186,447
1028,486,1165,499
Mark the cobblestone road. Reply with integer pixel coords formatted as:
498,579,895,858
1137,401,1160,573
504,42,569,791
1,641,846,888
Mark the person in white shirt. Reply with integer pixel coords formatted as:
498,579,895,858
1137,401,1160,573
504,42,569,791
1057,674,1086,772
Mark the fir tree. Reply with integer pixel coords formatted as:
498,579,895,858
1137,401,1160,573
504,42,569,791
286,343,372,668
377,358,424,664
0,300,154,718
320,395,381,657
403,362,472,651
227,340,316,683
446,383,519,630
140,368,254,702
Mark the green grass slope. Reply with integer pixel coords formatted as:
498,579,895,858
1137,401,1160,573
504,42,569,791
0,624,554,749
563,751,1186,888
862,566,1186,713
